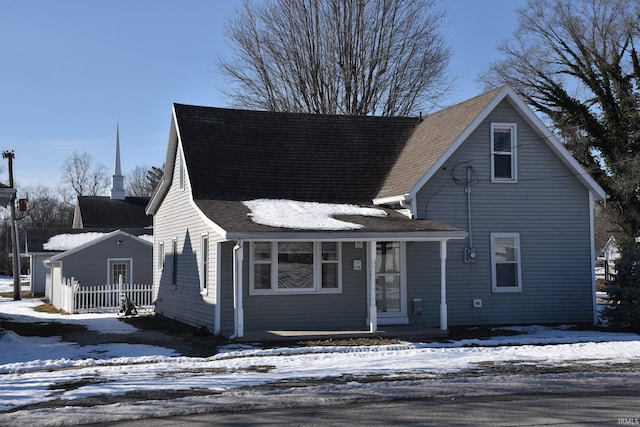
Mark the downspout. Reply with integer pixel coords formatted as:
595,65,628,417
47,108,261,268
466,166,473,249
589,193,598,325
230,240,244,340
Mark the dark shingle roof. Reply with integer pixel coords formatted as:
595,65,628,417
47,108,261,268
174,105,420,204
76,197,152,228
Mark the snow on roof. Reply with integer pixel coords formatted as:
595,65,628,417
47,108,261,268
43,232,108,251
137,234,154,243
42,232,154,251
242,199,387,230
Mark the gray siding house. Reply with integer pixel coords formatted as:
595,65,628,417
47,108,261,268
146,86,606,338
43,230,153,309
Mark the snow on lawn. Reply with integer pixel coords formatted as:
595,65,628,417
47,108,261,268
1,276,640,425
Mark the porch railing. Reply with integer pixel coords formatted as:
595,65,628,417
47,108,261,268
59,275,154,314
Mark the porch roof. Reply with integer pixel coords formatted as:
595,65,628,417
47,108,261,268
195,199,467,241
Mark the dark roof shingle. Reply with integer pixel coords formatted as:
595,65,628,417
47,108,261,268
174,105,420,203
76,197,152,228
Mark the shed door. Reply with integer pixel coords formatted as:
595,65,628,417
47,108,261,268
109,259,132,285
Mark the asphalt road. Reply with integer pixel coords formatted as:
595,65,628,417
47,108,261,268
97,392,638,426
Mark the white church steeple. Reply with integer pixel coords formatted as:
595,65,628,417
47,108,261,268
110,119,126,200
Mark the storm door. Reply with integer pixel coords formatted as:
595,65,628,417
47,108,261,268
375,242,407,324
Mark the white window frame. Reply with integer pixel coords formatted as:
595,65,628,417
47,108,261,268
171,238,178,290
491,232,522,293
108,258,133,285
200,234,209,294
249,241,342,295
158,241,165,272
491,123,518,182
178,147,185,191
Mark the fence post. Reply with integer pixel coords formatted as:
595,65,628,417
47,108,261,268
70,276,76,314
119,274,123,311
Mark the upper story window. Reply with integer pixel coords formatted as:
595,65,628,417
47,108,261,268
179,150,185,190
491,123,517,182
250,241,342,294
491,233,522,293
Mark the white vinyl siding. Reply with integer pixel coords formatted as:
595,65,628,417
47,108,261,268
491,123,517,182
491,233,522,293
250,242,342,294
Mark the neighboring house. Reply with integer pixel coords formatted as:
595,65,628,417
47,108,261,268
0,183,15,208
146,86,606,339
602,236,620,282
24,122,152,299
42,230,152,310
25,227,149,297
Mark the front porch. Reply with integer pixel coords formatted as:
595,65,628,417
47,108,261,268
234,325,449,343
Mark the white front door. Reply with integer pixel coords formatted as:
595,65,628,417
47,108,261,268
375,242,407,324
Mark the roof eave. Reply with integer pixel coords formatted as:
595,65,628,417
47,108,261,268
403,86,607,201
225,230,468,242
146,106,179,215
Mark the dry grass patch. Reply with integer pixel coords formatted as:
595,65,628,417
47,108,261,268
32,303,67,314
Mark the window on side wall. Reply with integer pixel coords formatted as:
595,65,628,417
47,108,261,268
172,238,178,289
250,242,342,294
158,241,165,271
200,234,209,293
491,123,517,182
491,233,522,293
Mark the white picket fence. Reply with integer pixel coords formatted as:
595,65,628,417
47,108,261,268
59,275,154,315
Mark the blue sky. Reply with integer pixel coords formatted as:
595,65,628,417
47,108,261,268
0,0,526,189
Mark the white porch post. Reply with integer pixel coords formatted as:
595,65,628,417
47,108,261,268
440,240,448,331
233,241,244,338
367,241,377,333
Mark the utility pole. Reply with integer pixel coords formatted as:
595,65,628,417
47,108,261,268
2,150,21,301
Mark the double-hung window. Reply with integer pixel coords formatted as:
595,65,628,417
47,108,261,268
158,241,165,271
171,238,178,289
491,123,517,182
200,234,209,293
491,233,522,292
250,242,342,294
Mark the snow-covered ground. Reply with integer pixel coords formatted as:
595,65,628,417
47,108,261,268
1,276,639,426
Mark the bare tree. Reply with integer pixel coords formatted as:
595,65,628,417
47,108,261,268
481,0,640,244
126,165,163,197
219,0,451,116
18,184,74,228
60,151,109,197
126,165,151,197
